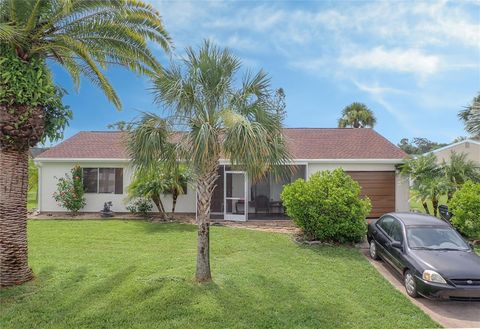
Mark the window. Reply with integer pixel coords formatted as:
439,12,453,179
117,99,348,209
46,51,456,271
407,227,469,251
82,168,123,194
390,219,404,242
377,216,394,236
83,168,98,193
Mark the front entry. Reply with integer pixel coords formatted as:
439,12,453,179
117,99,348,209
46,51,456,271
224,171,247,221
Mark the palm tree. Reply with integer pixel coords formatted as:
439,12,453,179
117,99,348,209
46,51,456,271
459,93,480,136
0,0,170,287
128,162,190,218
167,166,190,214
127,41,290,282
338,102,376,128
442,152,480,201
128,167,170,218
401,154,445,215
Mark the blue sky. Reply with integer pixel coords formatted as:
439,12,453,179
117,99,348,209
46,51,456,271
49,0,480,146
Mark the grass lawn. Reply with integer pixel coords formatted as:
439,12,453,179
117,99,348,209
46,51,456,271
0,221,438,329
27,189,37,211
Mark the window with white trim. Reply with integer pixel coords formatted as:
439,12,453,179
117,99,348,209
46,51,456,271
82,168,123,194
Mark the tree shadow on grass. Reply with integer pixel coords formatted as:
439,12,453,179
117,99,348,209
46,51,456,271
1,258,437,329
142,222,197,234
1,264,348,329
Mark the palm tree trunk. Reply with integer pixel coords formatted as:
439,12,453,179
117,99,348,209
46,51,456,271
151,194,167,220
421,199,430,215
0,148,34,287
195,165,219,283
432,197,439,217
172,189,178,213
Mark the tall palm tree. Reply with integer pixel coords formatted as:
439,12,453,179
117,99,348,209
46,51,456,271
127,41,290,282
0,0,170,287
458,93,480,136
338,102,376,128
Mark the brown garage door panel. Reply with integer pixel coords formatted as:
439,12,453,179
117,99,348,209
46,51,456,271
347,171,395,218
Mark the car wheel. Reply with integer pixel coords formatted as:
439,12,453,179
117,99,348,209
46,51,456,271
369,240,380,260
404,270,419,298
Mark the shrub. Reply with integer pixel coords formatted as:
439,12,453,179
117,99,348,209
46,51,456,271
281,168,371,243
53,165,86,214
126,198,153,217
449,181,480,239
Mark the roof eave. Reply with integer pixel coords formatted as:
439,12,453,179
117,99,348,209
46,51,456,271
35,157,404,165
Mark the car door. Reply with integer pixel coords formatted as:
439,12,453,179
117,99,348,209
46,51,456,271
387,219,405,273
374,216,394,259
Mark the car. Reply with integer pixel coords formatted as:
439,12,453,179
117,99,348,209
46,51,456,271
367,212,480,301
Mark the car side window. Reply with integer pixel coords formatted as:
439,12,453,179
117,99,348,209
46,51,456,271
390,219,404,242
377,216,394,236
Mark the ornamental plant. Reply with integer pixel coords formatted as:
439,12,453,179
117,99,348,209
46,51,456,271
53,166,86,215
449,181,480,239
281,168,372,243
126,198,153,217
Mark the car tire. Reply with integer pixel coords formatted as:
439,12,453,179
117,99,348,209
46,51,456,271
404,270,419,298
369,240,380,260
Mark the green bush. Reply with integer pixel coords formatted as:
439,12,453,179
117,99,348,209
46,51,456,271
449,181,480,239
281,168,371,243
53,166,86,214
126,198,153,217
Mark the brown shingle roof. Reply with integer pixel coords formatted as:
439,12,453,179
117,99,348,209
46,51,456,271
283,128,406,159
39,131,128,159
38,128,406,160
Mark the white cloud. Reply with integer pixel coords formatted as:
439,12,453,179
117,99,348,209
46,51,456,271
352,80,407,96
341,47,441,77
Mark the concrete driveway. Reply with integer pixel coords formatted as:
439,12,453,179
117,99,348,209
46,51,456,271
361,248,480,328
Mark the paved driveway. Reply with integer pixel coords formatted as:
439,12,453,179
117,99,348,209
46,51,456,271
361,248,480,328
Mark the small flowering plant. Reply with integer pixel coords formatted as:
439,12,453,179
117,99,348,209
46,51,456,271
53,165,86,214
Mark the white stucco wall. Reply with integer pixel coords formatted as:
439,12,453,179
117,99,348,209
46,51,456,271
395,173,410,212
36,160,196,213
307,162,410,212
36,159,409,215
433,142,480,165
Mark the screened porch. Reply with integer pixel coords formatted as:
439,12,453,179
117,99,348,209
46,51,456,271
210,165,306,221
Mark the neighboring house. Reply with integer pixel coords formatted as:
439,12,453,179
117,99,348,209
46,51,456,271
34,128,409,219
429,138,480,166
29,147,50,159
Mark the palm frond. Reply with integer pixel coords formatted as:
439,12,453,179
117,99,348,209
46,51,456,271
1,0,171,109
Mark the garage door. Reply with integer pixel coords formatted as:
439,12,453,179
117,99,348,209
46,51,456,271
346,171,395,218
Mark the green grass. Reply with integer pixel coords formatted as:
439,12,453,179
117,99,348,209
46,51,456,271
27,187,37,211
0,221,438,329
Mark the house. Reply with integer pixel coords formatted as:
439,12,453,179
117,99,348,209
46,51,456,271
34,128,409,219
429,138,480,166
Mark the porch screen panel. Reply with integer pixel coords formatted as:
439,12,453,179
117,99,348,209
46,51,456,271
210,166,224,213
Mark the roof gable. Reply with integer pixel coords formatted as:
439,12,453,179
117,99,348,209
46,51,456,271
37,128,406,161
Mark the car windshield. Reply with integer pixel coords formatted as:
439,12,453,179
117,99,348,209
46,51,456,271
406,226,470,251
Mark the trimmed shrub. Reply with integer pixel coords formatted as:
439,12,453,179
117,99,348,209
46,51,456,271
126,198,153,217
53,165,86,214
281,168,371,243
449,181,480,239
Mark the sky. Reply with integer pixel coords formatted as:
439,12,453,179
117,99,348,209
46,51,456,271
49,0,480,146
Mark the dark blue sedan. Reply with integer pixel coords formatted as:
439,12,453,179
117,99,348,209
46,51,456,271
367,212,480,301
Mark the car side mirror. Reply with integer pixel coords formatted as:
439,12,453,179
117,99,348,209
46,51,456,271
391,241,403,250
